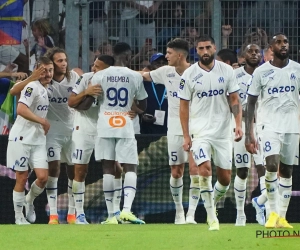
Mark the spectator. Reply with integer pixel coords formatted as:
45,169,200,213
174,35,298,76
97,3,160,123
263,45,273,63
23,18,55,62
119,1,162,52
221,25,233,49
157,1,185,52
0,46,29,74
140,53,168,134
216,49,237,66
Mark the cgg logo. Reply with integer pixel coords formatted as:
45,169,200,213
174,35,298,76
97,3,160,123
109,116,126,128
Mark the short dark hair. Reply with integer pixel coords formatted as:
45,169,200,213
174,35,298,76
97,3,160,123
113,42,131,56
37,56,53,66
270,33,287,44
167,38,189,55
196,35,215,44
97,55,115,66
217,49,237,65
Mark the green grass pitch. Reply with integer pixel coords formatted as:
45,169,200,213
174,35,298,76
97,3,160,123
1,224,299,250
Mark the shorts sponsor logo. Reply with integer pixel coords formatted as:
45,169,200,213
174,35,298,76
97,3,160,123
108,116,126,128
24,87,33,97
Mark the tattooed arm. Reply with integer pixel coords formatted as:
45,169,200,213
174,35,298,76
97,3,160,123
229,91,243,141
245,95,258,154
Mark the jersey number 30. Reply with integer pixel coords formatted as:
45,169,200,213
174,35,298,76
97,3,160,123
107,87,128,107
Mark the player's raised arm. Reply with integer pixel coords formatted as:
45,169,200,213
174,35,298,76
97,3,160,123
10,66,45,96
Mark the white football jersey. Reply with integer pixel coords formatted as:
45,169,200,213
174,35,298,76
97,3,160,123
47,71,79,135
91,66,148,138
178,60,240,139
150,66,184,135
72,72,99,136
9,81,49,145
234,67,251,111
248,60,300,133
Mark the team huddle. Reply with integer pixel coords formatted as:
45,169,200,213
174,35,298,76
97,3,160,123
6,33,300,231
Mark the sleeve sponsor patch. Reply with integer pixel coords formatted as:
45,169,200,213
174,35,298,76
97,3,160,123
75,76,83,85
179,79,185,90
24,87,33,97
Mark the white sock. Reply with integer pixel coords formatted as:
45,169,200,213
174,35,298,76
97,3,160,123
13,190,25,219
257,176,268,205
26,180,44,204
187,175,200,217
170,176,184,213
234,176,247,217
67,179,75,215
73,180,85,216
103,174,115,218
265,171,278,213
46,176,58,215
214,181,229,206
123,172,137,213
199,176,216,221
114,177,122,215
278,177,292,219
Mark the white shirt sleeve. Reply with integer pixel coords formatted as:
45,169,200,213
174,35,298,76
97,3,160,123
247,70,261,96
227,68,240,94
178,71,192,101
72,75,84,95
18,82,38,107
135,74,148,100
149,66,165,85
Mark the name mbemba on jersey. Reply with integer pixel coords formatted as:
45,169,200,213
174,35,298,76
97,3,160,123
107,76,129,83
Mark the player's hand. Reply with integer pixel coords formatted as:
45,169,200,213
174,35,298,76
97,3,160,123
232,63,240,69
31,65,45,81
142,113,156,123
41,118,50,135
234,126,243,142
183,135,192,152
12,72,28,80
85,83,102,96
128,110,138,120
245,134,258,154
222,25,232,37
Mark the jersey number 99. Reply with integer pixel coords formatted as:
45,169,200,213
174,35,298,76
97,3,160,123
107,87,128,107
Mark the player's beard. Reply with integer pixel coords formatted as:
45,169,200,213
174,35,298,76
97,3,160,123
274,50,289,60
200,54,214,66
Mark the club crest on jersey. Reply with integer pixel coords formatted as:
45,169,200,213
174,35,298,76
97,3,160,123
218,77,224,83
179,79,185,90
290,73,296,80
24,87,33,97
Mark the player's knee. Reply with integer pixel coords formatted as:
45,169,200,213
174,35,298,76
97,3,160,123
236,168,248,179
77,167,88,179
171,165,184,178
16,172,28,186
37,175,48,187
198,161,211,177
